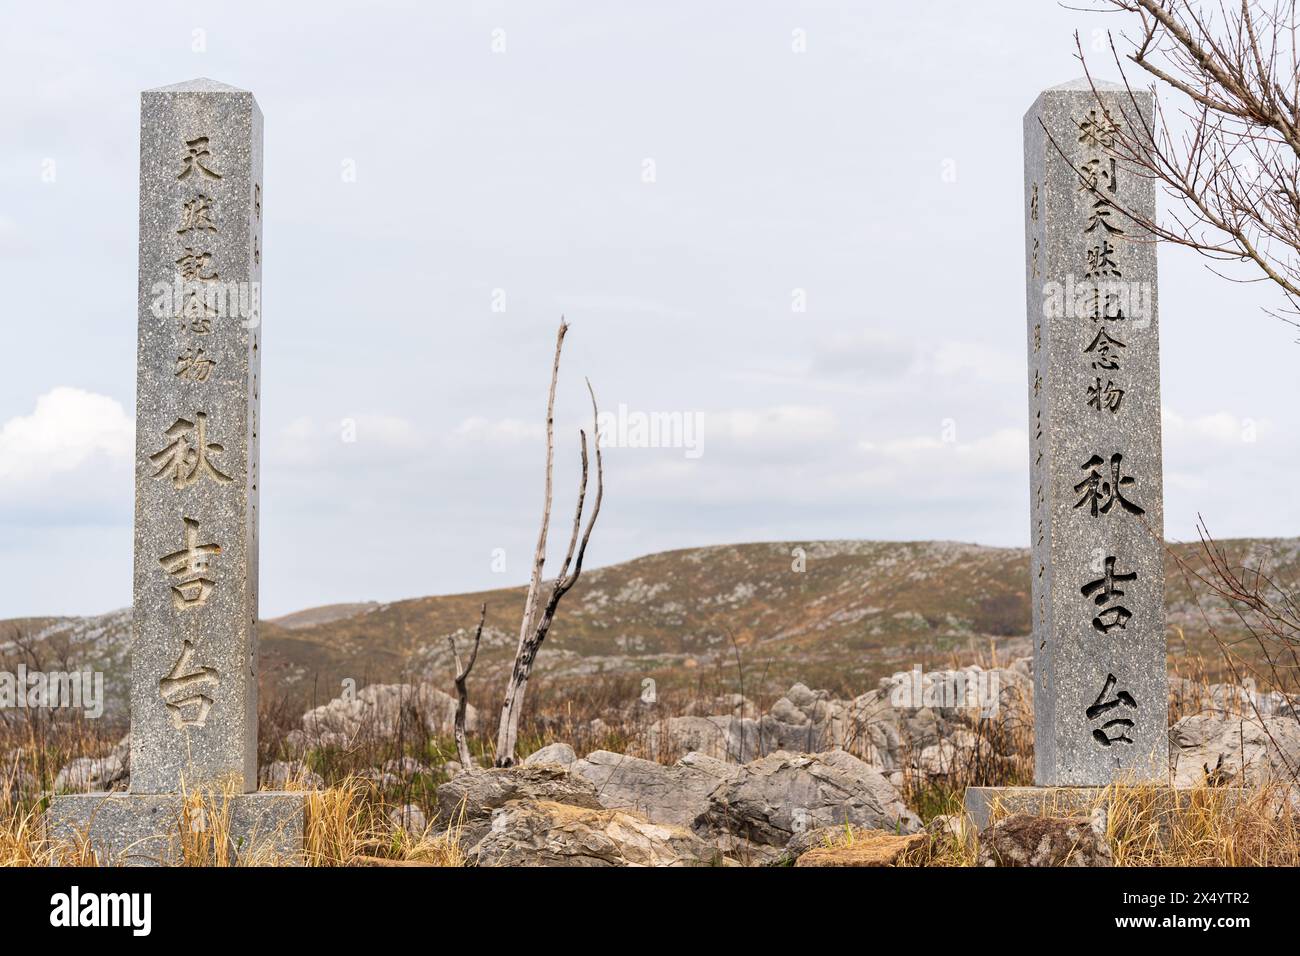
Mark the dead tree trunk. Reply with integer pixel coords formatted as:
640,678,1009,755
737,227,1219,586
448,603,485,769
493,319,604,766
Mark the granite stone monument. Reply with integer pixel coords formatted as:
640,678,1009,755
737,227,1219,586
47,79,303,865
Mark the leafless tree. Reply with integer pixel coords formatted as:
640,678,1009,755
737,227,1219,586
447,603,485,768
1078,0,1300,330
493,320,604,766
447,318,604,769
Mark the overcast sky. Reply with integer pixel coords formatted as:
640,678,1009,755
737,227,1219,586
1,1,1296,618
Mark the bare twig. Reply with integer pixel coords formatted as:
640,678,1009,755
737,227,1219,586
1079,1,1300,331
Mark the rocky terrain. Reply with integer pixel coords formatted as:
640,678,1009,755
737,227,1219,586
40,658,1300,866
3,537,1296,723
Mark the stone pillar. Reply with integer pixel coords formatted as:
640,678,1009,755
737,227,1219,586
131,77,262,793
1025,79,1167,786
47,79,301,865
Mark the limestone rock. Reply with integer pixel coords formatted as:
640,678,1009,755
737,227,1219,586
1169,714,1300,787
53,754,126,794
693,749,920,861
470,800,724,867
977,810,1112,867
435,764,602,848
570,749,739,827
523,742,577,768
298,682,477,747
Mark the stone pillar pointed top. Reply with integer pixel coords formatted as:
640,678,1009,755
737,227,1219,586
1023,79,1166,786
47,79,303,865
145,76,253,94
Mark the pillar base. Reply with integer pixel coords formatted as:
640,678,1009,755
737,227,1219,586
46,790,306,866
963,784,1245,834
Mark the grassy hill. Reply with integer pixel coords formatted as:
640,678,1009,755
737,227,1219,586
4,537,1296,721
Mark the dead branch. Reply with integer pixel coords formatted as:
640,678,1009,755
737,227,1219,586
448,603,485,769
1079,1,1300,329
493,321,604,767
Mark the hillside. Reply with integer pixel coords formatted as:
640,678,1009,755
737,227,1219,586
4,537,1297,721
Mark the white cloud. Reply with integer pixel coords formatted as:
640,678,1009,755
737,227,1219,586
709,405,837,446
1162,407,1268,445
928,341,1022,385
0,387,132,486
453,416,546,445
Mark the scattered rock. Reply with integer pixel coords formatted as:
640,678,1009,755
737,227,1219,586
977,810,1112,867
523,742,577,768
298,682,477,748
470,800,725,867
570,750,739,827
1169,714,1300,787
435,764,602,848
693,749,921,862
54,754,125,793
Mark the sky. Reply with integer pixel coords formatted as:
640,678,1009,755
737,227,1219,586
1,1,1297,618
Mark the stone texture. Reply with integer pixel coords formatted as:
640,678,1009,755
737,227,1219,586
45,791,303,866
569,749,739,827
435,764,602,848
1169,714,1300,787
692,749,920,862
523,742,577,768
469,800,724,867
977,809,1113,867
1025,79,1166,785
132,78,264,793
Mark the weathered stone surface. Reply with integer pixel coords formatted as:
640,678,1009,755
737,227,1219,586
1169,714,1300,787
977,810,1112,867
1025,80,1166,786
129,78,264,793
470,800,724,867
435,764,602,848
570,749,739,827
523,742,577,768
793,830,927,867
45,791,303,866
693,749,920,862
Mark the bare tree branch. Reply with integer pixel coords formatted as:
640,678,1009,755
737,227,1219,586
1079,1,1300,331
448,603,485,769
